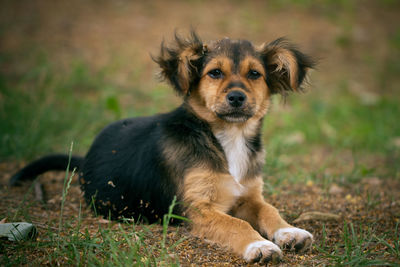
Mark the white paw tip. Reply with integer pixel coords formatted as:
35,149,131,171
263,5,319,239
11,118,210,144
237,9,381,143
244,240,282,263
273,227,313,251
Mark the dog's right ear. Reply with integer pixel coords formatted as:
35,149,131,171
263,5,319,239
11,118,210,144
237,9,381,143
258,38,315,95
153,31,206,96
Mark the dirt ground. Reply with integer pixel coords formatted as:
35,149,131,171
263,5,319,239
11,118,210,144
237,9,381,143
1,155,399,266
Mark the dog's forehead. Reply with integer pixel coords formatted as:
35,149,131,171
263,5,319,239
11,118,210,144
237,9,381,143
205,38,260,66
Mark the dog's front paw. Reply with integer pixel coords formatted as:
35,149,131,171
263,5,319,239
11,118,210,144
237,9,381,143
273,227,313,252
243,240,282,264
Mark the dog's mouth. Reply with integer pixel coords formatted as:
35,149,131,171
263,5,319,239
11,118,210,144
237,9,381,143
216,110,253,123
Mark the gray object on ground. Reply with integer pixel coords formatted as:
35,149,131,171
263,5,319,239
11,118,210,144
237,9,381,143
0,222,37,241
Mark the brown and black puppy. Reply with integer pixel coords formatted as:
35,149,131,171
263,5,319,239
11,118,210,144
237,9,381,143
10,32,314,263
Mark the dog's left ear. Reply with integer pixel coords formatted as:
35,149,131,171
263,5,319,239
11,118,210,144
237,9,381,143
259,38,315,95
154,31,206,96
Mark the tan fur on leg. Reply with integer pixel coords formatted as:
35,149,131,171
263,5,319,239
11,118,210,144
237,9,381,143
231,177,291,240
182,169,281,259
231,177,313,251
190,207,265,255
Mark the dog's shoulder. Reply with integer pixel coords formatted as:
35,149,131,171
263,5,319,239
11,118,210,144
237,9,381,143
157,105,227,176
161,105,215,139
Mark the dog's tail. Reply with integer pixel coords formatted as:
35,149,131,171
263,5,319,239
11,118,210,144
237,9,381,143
10,154,84,186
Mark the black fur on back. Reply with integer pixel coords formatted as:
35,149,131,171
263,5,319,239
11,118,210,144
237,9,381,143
79,104,226,222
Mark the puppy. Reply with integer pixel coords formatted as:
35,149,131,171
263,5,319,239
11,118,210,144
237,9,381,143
10,31,314,263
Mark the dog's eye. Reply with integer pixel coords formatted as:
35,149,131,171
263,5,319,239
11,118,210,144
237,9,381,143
208,69,223,79
248,70,261,80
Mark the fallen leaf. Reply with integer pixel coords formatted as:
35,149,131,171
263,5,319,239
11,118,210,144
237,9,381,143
293,211,340,223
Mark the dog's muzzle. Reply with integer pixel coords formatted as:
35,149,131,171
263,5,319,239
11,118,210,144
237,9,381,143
216,91,253,123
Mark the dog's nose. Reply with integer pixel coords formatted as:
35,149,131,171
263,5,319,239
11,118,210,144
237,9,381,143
227,91,246,108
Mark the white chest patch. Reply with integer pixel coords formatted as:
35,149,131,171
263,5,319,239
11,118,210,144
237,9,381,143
215,126,250,183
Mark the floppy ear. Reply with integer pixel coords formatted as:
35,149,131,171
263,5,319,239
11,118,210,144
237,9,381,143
153,31,206,96
259,38,315,95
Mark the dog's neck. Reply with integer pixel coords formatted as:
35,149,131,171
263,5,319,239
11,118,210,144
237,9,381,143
212,119,262,183
182,102,264,182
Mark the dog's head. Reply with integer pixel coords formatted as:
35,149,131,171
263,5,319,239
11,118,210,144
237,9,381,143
154,31,314,124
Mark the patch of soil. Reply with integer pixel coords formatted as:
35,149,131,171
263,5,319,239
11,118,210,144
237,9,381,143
1,160,399,266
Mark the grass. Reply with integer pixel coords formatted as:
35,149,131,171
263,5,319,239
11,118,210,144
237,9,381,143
58,142,76,234
265,91,400,153
0,54,109,159
0,49,181,161
262,89,400,194
317,222,399,266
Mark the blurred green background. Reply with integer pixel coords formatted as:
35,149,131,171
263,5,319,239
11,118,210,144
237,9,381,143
0,0,399,183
